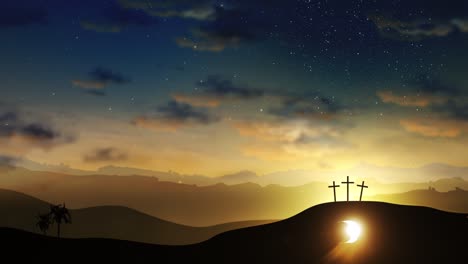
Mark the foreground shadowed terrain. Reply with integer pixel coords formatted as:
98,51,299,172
0,189,272,245
2,202,467,263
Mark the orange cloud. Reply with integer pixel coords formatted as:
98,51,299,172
377,90,447,107
133,116,185,132
175,24,248,52
80,21,122,33
176,36,228,52
72,80,107,89
240,144,299,161
400,118,464,138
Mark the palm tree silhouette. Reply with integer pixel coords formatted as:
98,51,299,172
36,213,52,235
49,203,71,238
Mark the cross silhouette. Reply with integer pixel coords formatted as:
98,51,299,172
328,181,340,202
341,176,354,202
357,181,368,201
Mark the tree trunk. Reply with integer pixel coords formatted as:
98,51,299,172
57,223,61,238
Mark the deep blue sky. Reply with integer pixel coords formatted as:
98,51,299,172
1,0,468,175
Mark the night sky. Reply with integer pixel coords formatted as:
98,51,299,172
1,0,468,176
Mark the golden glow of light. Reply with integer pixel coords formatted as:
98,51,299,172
343,220,362,243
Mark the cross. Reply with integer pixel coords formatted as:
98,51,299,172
328,181,340,202
357,181,368,201
341,176,354,202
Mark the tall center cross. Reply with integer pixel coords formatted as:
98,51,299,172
341,176,354,202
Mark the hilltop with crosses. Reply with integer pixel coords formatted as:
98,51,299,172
329,176,369,202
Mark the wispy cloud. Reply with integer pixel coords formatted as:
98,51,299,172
378,76,468,137
452,18,468,32
84,147,128,163
232,119,352,161
432,100,468,121
176,6,264,51
370,15,468,41
377,76,460,107
400,118,466,138
72,67,131,96
0,155,18,167
81,3,158,33
118,0,215,21
0,107,74,156
269,93,345,121
173,75,264,107
377,90,448,107
133,100,220,131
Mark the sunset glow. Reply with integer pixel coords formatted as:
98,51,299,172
343,220,362,244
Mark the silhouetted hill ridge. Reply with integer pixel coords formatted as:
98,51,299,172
1,202,466,263
0,189,273,245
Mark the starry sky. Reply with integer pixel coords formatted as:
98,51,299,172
1,0,468,176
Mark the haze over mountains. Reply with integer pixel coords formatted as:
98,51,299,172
15,159,468,186
1,164,467,225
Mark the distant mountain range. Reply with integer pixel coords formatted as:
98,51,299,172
0,189,272,245
372,188,468,213
16,159,468,186
1,166,467,225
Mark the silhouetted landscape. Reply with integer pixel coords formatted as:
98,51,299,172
1,167,467,263
2,202,466,263
2,0,467,262
0,189,273,244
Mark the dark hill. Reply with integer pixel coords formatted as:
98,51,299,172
0,189,272,245
1,202,466,263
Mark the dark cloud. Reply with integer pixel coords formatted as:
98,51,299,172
72,67,131,96
369,15,455,41
84,147,128,163
173,75,265,107
177,6,267,51
0,111,18,124
432,100,468,121
89,67,131,84
411,75,460,96
133,100,220,131
84,90,107,97
0,108,74,150
81,2,158,33
367,0,468,40
198,75,264,98
369,0,468,42
20,124,58,141
0,4,47,28
156,100,219,124
0,155,18,167
269,93,345,121
173,74,348,122
118,0,215,20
